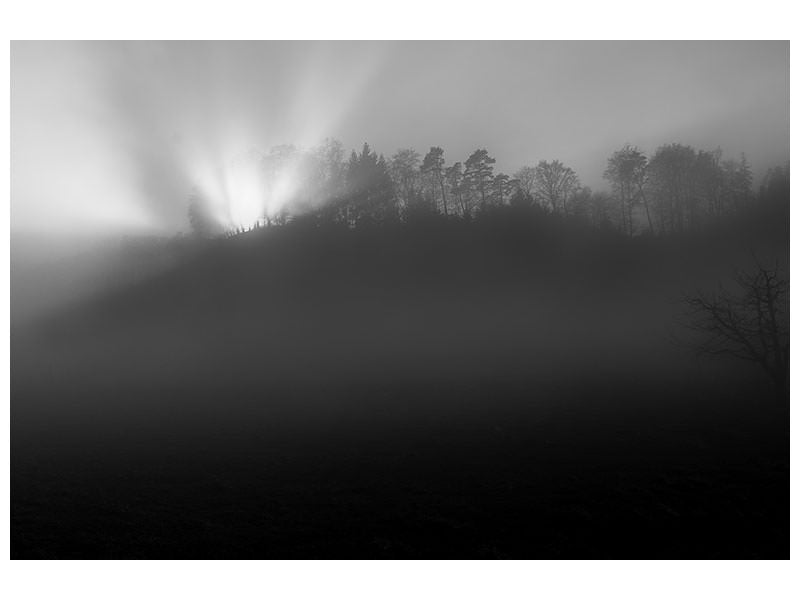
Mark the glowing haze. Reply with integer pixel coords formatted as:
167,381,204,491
11,41,788,235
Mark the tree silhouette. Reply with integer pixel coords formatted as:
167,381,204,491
422,147,448,216
604,145,649,235
684,261,789,399
489,173,513,206
647,144,699,234
513,166,538,207
693,148,724,220
444,162,467,216
720,154,753,212
313,137,347,204
759,164,789,204
343,143,398,227
195,138,766,236
531,160,580,215
390,148,422,210
464,149,496,211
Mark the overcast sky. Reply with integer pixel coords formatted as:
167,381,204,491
11,41,789,235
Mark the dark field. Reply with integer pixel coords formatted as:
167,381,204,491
11,208,789,558
11,381,788,558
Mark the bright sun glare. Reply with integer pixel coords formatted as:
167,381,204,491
188,150,300,232
226,159,265,229
218,150,307,230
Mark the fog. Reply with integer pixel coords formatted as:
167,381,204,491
11,41,789,559
11,41,788,237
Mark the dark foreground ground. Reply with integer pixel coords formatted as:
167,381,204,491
12,379,788,559
11,213,789,558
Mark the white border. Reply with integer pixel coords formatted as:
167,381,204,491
2,2,796,599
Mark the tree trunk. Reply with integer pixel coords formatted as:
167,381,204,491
640,184,654,234
439,177,448,216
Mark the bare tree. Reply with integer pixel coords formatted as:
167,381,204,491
531,160,580,215
684,261,788,398
513,165,537,205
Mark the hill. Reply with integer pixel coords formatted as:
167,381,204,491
11,203,789,558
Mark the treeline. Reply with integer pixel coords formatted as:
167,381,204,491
189,139,788,237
